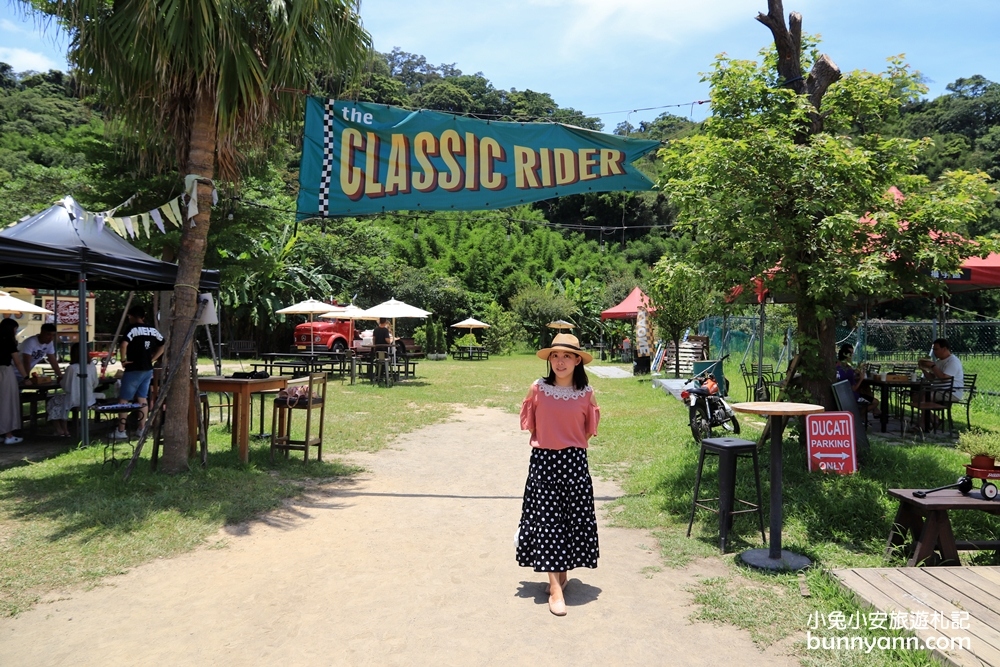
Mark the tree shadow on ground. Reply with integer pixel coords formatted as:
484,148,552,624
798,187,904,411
0,438,359,543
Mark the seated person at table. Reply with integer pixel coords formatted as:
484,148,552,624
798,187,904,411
0,318,29,444
836,344,880,418
373,318,393,351
919,338,964,401
18,322,62,383
47,346,101,437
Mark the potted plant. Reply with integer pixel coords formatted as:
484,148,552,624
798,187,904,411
957,429,1000,469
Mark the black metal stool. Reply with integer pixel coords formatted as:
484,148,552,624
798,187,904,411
687,436,766,553
91,401,144,467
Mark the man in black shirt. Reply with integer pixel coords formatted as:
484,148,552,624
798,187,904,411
373,318,392,350
111,305,164,440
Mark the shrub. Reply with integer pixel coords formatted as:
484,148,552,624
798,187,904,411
450,333,478,351
481,302,525,355
957,428,1000,460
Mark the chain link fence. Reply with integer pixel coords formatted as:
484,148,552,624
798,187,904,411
862,320,1000,400
699,315,1000,405
700,315,794,369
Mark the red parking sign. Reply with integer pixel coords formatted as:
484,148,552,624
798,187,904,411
805,412,857,474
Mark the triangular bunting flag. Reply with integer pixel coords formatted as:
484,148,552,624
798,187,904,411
150,208,165,233
122,216,134,238
168,198,184,227
184,175,200,219
140,212,151,238
160,201,179,227
108,217,126,236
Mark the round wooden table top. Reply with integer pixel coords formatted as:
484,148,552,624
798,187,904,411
731,401,826,417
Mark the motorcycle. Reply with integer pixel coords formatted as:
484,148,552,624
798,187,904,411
681,356,740,444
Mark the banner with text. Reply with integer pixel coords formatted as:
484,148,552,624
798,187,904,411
297,98,660,218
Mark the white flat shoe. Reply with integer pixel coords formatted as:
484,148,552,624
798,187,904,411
548,596,567,616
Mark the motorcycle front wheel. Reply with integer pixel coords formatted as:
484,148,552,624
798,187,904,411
722,414,741,435
689,403,712,444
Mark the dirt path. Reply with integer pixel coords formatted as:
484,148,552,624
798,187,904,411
0,407,798,666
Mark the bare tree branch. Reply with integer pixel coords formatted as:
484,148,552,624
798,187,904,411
789,11,802,64
756,0,804,94
807,54,841,112
757,1,842,133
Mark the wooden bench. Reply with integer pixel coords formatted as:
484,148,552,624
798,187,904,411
228,340,258,359
452,346,489,360
398,338,424,359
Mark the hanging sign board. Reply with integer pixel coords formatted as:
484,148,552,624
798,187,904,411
805,412,857,474
297,98,660,218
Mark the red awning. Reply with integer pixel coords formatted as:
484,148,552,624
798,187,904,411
944,253,1000,294
601,287,654,320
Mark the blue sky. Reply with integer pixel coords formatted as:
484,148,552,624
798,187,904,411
2,0,998,132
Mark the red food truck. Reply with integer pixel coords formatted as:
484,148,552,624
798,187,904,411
293,318,355,352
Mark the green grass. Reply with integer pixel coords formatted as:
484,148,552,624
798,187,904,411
3,354,997,666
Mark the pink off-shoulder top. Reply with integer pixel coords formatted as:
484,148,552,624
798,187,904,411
519,379,600,450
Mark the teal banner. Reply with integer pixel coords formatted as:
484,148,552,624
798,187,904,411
297,98,659,218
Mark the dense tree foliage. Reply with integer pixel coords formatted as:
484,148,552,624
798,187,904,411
657,2,996,406
14,0,373,474
3,27,1000,377
648,258,716,378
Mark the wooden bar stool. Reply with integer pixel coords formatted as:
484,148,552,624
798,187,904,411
270,373,327,462
687,436,766,553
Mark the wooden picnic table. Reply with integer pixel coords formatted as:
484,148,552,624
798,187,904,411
452,345,488,360
197,376,289,463
254,352,351,377
886,488,1000,566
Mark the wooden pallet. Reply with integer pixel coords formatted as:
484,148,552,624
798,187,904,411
832,566,1000,666
660,336,709,375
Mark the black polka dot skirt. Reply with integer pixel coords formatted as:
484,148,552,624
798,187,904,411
516,446,599,572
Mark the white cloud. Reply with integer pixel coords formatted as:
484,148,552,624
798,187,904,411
1,18,29,34
0,47,59,72
549,0,757,45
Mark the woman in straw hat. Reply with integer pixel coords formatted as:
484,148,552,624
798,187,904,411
516,333,600,616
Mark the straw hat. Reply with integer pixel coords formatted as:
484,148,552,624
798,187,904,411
536,333,593,364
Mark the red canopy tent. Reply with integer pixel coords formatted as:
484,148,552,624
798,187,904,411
943,253,1000,294
601,287,654,320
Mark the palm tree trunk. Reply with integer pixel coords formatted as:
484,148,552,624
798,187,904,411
160,95,217,474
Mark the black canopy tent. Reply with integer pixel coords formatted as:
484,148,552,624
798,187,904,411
0,197,220,447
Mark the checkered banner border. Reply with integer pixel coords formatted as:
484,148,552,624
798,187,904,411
318,98,337,218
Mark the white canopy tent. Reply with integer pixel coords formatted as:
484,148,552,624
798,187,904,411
361,298,431,340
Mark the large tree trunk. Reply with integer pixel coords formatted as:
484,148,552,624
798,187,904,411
758,0,841,404
160,95,217,474
795,300,838,410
